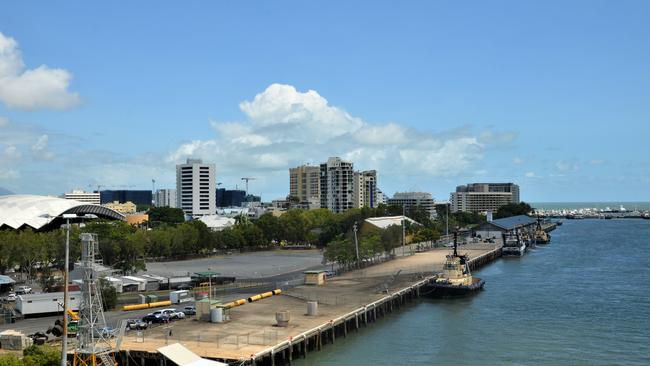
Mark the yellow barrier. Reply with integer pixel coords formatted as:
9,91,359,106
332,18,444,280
122,300,172,311
149,300,172,308
272,289,282,295
122,303,149,311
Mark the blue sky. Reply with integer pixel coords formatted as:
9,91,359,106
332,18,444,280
1,1,649,202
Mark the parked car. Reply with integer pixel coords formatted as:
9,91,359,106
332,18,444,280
182,306,196,316
15,286,32,295
94,327,116,338
176,284,193,290
142,313,169,324
161,308,185,320
125,319,148,331
6,293,16,301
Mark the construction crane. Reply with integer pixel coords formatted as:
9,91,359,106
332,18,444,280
241,177,256,195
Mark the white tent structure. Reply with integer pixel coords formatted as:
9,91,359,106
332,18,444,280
198,215,235,231
0,195,125,230
364,215,419,229
157,343,228,366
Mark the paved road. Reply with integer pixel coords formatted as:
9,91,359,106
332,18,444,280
0,257,332,337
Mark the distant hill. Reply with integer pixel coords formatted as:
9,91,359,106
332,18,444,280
0,187,14,196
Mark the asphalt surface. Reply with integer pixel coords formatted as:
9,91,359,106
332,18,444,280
0,250,331,337
141,250,324,278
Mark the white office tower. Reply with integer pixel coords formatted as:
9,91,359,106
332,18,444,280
155,189,177,208
320,157,354,213
176,159,216,218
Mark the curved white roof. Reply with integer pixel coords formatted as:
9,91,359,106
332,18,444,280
198,215,235,231
0,194,125,230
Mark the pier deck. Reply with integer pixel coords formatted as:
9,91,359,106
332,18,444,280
118,245,500,365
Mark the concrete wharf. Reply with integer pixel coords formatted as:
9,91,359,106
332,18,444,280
117,245,502,366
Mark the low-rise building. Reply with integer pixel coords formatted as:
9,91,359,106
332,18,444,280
64,190,100,205
103,201,137,214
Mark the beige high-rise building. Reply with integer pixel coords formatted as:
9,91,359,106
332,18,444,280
451,183,520,213
353,170,378,208
289,165,320,206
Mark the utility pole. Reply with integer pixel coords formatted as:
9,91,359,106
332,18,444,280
402,205,406,256
151,179,156,206
61,216,70,366
446,202,449,243
353,222,359,267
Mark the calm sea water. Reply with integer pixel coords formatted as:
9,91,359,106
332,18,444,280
533,202,650,211
297,219,650,366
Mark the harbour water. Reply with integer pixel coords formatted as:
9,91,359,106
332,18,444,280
296,219,650,365
532,201,650,211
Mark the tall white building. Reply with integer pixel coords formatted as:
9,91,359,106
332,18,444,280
176,159,216,218
64,190,100,205
388,192,435,218
353,170,378,209
319,157,354,213
155,189,177,208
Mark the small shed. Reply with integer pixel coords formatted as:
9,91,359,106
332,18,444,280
0,275,16,292
304,270,327,286
121,276,148,292
104,276,123,293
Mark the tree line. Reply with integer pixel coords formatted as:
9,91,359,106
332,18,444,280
0,203,496,281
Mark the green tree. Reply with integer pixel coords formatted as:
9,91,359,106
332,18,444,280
495,202,532,219
22,345,60,366
0,354,23,366
255,213,281,245
99,278,118,310
147,207,185,227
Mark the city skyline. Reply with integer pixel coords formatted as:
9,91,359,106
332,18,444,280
1,2,650,202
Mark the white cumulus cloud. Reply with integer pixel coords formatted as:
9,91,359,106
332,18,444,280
167,84,511,196
0,32,80,110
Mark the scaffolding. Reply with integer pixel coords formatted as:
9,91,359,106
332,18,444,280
72,233,116,366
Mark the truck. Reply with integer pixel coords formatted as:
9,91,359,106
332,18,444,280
15,292,81,317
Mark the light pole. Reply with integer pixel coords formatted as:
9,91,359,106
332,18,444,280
402,206,406,256
446,202,449,242
353,222,359,267
60,213,78,366
207,267,212,302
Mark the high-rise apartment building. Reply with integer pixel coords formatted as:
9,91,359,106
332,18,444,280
155,189,177,208
353,170,378,208
320,157,354,213
64,190,100,205
289,165,320,205
451,182,520,213
176,159,216,218
388,192,435,218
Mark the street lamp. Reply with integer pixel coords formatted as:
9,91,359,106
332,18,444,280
40,213,84,366
352,222,359,267
60,213,79,366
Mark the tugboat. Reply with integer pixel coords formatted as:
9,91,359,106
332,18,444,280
423,233,485,297
502,230,526,256
534,217,551,244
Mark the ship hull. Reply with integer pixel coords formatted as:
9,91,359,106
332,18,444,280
502,246,526,256
423,278,485,298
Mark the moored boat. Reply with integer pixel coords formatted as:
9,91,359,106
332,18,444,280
502,231,526,256
422,233,485,297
